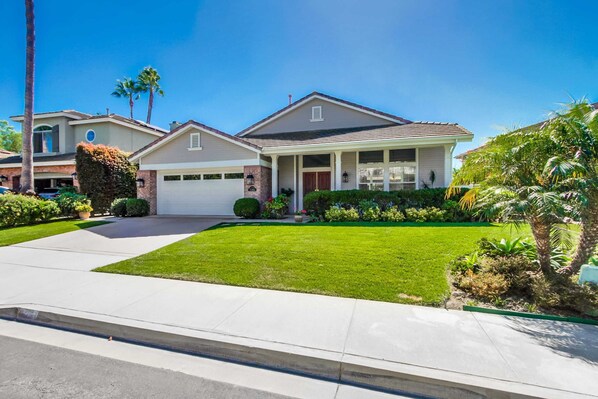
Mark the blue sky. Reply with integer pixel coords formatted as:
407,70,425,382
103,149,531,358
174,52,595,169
1,0,597,156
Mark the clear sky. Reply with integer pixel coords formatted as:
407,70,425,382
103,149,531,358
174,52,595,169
1,0,597,156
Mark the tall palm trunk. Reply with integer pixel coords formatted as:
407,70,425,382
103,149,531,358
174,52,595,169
146,87,154,124
530,218,554,276
128,96,134,119
21,0,35,194
569,195,598,273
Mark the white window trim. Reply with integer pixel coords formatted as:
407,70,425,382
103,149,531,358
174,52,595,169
188,132,202,151
310,106,323,122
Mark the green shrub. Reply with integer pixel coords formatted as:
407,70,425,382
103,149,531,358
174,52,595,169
125,198,150,217
459,270,509,299
76,143,137,214
361,207,381,221
451,251,481,275
404,207,447,222
262,194,289,219
233,198,260,219
380,206,405,222
480,255,536,295
110,198,129,217
0,193,61,227
303,188,473,220
325,206,360,222
55,190,89,217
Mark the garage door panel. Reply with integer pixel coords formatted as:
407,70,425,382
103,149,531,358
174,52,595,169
157,171,244,215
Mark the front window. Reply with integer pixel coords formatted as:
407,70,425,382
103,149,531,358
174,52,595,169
358,149,417,191
303,154,330,168
389,166,416,190
33,125,59,153
359,167,384,191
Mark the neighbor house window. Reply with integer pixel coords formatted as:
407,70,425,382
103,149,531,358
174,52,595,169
189,133,201,150
33,125,59,153
310,106,323,122
303,154,331,168
163,175,181,181
183,174,201,181
203,173,222,180
86,129,96,143
224,173,244,179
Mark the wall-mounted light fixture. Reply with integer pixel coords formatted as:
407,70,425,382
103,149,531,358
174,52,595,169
135,178,145,188
342,171,349,183
70,172,78,180
245,174,255,185
0,175,7,183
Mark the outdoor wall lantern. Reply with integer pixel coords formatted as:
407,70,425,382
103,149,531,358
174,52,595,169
70,172,78,180
0,175,7,183
135,178,145,188
342,171,349,183
245,174,255,185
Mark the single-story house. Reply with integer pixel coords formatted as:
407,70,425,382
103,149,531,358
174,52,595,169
1,111,167,192
132,92,473,215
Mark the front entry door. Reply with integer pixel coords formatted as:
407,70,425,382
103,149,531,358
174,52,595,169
303,171,331,196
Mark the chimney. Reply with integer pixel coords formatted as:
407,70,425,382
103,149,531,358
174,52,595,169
288,94,292,105
169,121,182,131
106,107,110,115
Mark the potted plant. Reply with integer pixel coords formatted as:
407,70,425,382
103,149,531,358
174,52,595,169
295,209,307,223
75,202,93,220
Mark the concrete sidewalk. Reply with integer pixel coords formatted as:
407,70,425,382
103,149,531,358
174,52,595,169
0,220,597,398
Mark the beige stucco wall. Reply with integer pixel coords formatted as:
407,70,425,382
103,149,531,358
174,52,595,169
141,128,257,165
418,146,446,187
278,155,296,211
340,151,357,190
247,99,395,135
72,123,157,154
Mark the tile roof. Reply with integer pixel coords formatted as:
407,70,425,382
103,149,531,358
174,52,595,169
0,152,76,165
10,110,92,119
79,114,168,134
244,123,472,148
0,149,15,158
237,91,412,136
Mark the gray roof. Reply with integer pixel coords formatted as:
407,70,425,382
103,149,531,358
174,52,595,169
244,123,473,148
0,152,76,165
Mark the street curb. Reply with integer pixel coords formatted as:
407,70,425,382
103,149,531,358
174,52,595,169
0,306,584,399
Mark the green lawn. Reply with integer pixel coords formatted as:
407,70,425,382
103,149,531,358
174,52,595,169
96,222,529,305
0,220,110,247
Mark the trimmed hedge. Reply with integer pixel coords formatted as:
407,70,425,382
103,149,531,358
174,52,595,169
110,198,128,217
233,198,260,219
55,187,89,218
125,198,150,217
76,143,137,214
0,193,60,227
304,188,474,221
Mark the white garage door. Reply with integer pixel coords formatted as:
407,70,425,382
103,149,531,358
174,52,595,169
157,170,244,215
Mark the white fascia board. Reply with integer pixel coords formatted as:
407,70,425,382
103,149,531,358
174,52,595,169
11,112,87,122
139,158,271,171
238,95,406,137
0,160,75,168
131,123,261,162
260,135,472,155
69,118,166,137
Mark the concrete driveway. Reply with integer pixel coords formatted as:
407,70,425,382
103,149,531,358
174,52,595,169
0,216,224,271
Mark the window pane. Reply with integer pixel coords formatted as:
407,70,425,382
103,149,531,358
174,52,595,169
358,167,384,191
33,132,43,153
203,173,222,180
303,154,330,168
389,149,415,162
183,174,201,181
389,166,416,191
358,150,383,164
164,175,181,181
224,173,244,179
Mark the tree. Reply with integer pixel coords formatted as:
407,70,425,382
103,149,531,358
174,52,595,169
137,66,164,124
0,121,22,153
21,0,35,193
111,78,141,119
449,128,565,276
543,100,598,274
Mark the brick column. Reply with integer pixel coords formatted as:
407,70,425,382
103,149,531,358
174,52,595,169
137,170,157,215
243,165,272,205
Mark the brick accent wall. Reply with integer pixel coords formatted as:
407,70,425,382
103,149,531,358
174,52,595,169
136,170,157,215
0,164,77,190
243,165,272,204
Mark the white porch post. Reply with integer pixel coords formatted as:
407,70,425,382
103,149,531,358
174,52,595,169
383,149,390,191
334,151,342,191
444,144,454,186
271,154,279,196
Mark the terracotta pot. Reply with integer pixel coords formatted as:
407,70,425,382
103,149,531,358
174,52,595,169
79,211,91,220
294,215,303,223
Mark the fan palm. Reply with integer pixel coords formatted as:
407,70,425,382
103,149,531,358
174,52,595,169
111,78,141,119
137,66,164,124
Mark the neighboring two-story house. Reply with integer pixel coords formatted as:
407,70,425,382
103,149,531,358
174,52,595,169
0,111,167,192
132,92,473,215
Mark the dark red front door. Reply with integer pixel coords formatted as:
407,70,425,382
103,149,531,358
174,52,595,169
303,171,331,196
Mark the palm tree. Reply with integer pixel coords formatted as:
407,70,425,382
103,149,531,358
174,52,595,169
137,66,164,124
21,0,35,193
111,78,141,119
